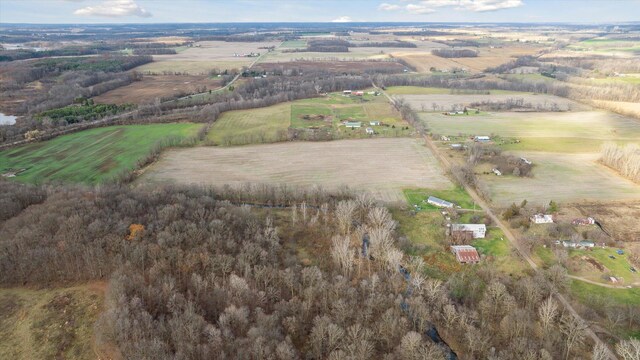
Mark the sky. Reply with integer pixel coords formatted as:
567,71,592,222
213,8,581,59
0,0,639,24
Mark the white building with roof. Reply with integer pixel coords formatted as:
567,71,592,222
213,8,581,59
451,224,486,239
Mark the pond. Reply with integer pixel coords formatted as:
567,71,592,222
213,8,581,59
0,113,17,125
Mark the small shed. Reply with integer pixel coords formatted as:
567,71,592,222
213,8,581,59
344,121,362,128
343,90,352,95
474,136,491,142
369,121,381,126
365,127,374,135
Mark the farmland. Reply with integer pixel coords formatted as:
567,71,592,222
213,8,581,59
93,74,223,104
140,138,452,203
405,93,583,112
207,91,410,146
135,40,280,74
0,123,201,184
424,110,640,152
479,152,640,206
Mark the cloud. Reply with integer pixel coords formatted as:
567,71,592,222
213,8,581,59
458,0,523,12
406,3,436,14
331,16,353,22
74,0,152,18
403,0,523,14
378,3,401,11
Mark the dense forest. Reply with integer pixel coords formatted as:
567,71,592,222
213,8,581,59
3,182,638,359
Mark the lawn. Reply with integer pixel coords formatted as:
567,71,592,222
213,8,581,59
0,123,201,184
403,186,476,211
570,280,640,306
474,228,527,274
569,247,640,284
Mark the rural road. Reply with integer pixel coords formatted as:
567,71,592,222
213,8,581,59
177,41,281,101
374,83,619,360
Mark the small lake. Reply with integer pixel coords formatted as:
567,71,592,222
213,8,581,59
0,113,17,125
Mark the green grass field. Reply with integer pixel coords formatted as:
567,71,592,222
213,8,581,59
0,123,201,184
403,186,476,211
569,247,640,284
474,228,527,274
570,280,640,306
207,91,410,146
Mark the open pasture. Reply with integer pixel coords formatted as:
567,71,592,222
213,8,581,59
424,110,640,152
207,92,409,146
0,123,201,184
140,138,453,203
93,74,222,104
480,152,640,206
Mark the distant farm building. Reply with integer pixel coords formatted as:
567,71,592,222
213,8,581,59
451,245,480,264
428,196,454,208
353,91,364,96
365,127,374,135
451,224,486,239
572,217,595,226
492,168,502,176
530,214,554,224
343,90,352,95
474,136,491,142
440,135,450,141
450,143,464,150
369,121,381,126
344,121,362,128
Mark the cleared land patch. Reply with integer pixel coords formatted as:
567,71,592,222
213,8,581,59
0,283,106,360
0,123,201,184
140,138,453,203
480,152,640,206
93,74,223,104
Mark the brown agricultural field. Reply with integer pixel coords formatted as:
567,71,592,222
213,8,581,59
92,74,223,104
139,138,453,203
253,60,406,74
393,44,542,73
135,40,281,74
559,201,640,242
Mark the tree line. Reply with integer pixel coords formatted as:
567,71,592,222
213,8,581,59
3,182,637,358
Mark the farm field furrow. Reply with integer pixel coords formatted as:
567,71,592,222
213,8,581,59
140,138,453,203
0,123,201,184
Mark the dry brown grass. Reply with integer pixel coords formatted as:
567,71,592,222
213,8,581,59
139,138,453,203
93,74,223,104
